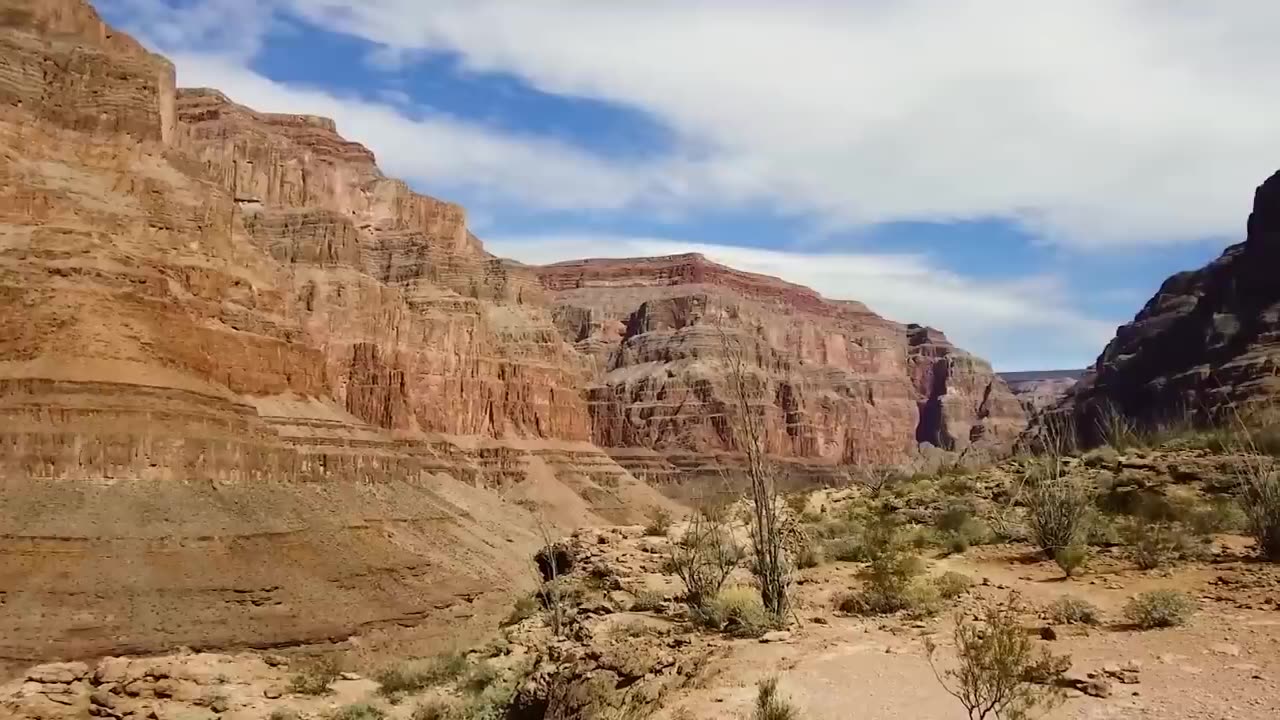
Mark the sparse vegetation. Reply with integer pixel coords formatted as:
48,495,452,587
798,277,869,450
376,653,469,698
838,517,939,618
751,677,800,720
644,508,673,537
937,503,991,554
288,656,341,696
503,593,540,626
325,703,387,720
1124,590,1196,629
631,589,666,612
1025,461,1092,576
1239,453,1280,561
934,571,974,600
926,598,1069,720
668,508,742,608
794,540,824,569
1048,596,1101,625
411,699,458,720
269,710,300,720
698,585,772,637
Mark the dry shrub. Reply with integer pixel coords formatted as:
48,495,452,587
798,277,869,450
668,510,742,607
794,540,824,569
1239,456,1280,561
927,598,1069,720
503,593,540,626
1025,465,1092,577
1125,519,1202,570
937,504,992,554
751,677,800,720
411,699,458,720
644,509,673,537
288,656,341,696
376,653,469,698
838,518,939,618
1048,596,1101,625
631,589,666,612
934,571,975,600
699,585,772,637
1124,590,1196,629
325,704,386,720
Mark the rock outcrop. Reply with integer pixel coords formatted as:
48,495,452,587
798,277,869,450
1041,170,1280,443
0,0,669,669
1000,370,1085,415
534,255,1026,485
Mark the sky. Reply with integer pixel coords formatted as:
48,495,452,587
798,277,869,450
98,0,1279,371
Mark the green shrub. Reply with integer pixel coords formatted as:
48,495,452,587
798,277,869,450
288,656,341,696
926,599,1069,720
644,509,673,536
698,585,772,637
751,677,800,720
1187,496,1245,535
838,519,938,617
1053,544,1089,577
325,704,386,720
1048,596,1101,625
1124,590,1195,628
824,536,868,562
463,661,500,695
1026,472,1092,575
1126,519,1200,569
376,653,469,697
1240,460,1280,561
934,571,974,600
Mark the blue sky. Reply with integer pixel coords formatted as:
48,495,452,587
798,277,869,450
100,0,1278,371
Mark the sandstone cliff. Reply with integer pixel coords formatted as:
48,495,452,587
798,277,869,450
533,255,1026,488
0,0,669,668
1000,370,1084,415
1040,171,1280,443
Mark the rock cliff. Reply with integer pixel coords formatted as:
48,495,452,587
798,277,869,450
0,0,668,669
1040,170,1280,443
533,255,1026,487
1000,370,1085,415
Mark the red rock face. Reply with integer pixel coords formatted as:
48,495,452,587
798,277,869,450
1041,171,1280,441
535,255,1026,467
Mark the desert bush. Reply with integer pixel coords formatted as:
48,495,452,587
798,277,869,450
1124,590,1196,629
288,656,341,696
926,599,1069,720
698,585,772,637
1240,458,1280,561
934,571,974,600
464,661,500,695
1186,496,1246,535
325,704,386,720
838,518,939,617
268,710,300,720
644,509,673,537
376,653,469,698
411,699,458,720
823,535,868,562
631,589,666,612
1053,544,1089,577
1095,401,1141,451
751,677,800,720
668,510,742,607
785,492,811,516
1048,596,1101,625
503,593,540,626
1125,519,1201,570
937,504,991,554
794,540,824,569
1026,467,1092,576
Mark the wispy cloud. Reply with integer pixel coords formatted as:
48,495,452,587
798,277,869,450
487,233,1117,371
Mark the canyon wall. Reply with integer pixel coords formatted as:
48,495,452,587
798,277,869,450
0,0,668,669
1037,170,1280,444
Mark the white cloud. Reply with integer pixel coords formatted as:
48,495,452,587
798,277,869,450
273,0,1280,248
488,234,1116,370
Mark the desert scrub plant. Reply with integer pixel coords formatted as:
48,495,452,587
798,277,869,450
937,503,992,554
411,699,458,720
751,677,800,720
288,655,341,696
1239,455,1280,561
644,508,673,536
667,508,742,607
376,652,469,698
268,710,300,720
822,535,867,562
630,589,666,612
1025,464,1092,576
503,593,540,626
794,540,824,569
697,585,772,637
1124,590,1196,629
934,571,975,600
325,703,387,720
1124,519,1200,570
838,517,939,618
1047,596,1101,625
926,598,1069,720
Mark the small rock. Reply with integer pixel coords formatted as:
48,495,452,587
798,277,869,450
810,617,829,625
94,657,133,685
1082,679,1113,698
90,691,118,709
759,630,793,644
339,672,362,681
28,662,90,684
263,687,283,699
210,696,230,713
1039,626,1058,641
1210,643,1241,657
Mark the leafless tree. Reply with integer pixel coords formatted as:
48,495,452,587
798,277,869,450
532,517,569,637
717,321,790,619
668,507,741,608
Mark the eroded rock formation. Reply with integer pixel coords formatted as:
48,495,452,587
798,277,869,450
0,0,667,668
534,255,1026,483
999,370,1084,415
1040,170,1280,444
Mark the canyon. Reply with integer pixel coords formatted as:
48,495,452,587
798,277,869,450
0,0,1022,667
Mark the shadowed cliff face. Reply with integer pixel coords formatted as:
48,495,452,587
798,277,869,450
1037,170,1280,444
